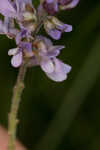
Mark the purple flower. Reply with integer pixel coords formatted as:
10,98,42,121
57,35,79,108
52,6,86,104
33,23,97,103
31,36,72,82
8,42,33,68
8,48,22,68
42,0,79,14
42,58,71,82
44,16,72,40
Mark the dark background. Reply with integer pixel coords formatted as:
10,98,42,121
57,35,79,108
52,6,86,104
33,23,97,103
0,0,100,150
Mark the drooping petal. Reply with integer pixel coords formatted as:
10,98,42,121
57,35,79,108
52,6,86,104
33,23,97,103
8,48,19,56
0,0,16,17
60,0,79,10
11,51,22,67
57,24,72,32
48,29,61,40
46,58,72,82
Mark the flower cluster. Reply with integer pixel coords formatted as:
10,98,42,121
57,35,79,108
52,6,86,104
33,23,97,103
0,0,79,82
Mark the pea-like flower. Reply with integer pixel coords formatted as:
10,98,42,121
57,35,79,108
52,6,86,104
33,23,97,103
31,36,72,82
8,42,33,68
44,16,72,40
8,36,71,82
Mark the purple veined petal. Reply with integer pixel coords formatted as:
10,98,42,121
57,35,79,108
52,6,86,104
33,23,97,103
40,58,55,73
48,29,61,40
46,58,72,82
64,24,72,32
11,51,22,68
0,0,16,17
47,45,65,57
60,0,79,10
57,24,72,32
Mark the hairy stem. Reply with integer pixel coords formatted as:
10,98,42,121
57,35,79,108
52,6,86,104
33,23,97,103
8,61,27,150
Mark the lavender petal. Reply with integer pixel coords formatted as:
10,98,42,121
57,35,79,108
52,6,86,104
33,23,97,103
46,58,71,82
0,0,16,17
11,51,22,68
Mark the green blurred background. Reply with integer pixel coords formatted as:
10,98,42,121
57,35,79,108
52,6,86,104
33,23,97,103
0,0,100,150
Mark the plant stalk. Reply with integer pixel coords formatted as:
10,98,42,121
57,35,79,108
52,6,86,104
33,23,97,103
8,61,27,150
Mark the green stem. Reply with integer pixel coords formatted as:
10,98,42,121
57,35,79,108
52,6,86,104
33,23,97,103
8,61,27,150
